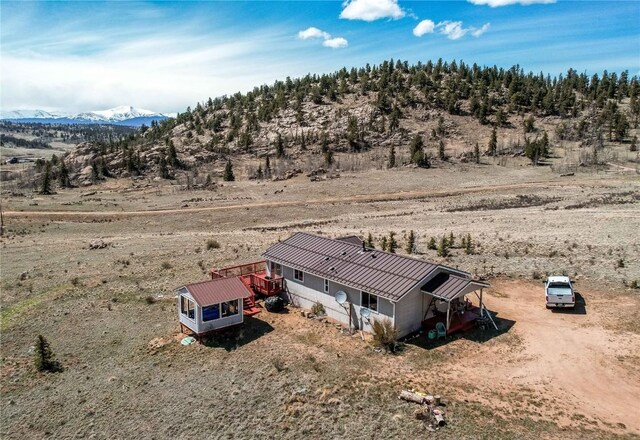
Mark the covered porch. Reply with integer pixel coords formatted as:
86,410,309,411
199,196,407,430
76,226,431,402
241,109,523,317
421,272,496,335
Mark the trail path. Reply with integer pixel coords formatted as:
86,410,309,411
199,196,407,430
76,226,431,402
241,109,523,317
3,177,625,219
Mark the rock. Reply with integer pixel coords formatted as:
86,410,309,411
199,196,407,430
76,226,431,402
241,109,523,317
88,239,109,250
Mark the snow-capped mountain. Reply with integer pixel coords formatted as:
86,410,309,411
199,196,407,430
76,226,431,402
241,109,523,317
0,109,69,119
0,106,173,126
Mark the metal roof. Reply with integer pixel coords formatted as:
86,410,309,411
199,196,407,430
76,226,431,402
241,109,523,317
420,272,489,301
262,232,441,302
336,235,364,246
181,277,251,307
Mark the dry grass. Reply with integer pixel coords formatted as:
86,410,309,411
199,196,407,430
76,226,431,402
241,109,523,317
0,164,638,439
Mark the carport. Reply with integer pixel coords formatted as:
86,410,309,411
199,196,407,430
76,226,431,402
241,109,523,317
421,272,496,334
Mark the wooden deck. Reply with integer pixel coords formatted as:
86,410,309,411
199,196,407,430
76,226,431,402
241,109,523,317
211,262,285,316
422,306,481,335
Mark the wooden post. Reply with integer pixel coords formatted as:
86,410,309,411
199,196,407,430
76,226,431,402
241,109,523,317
479,288,483,317
445,301,451,333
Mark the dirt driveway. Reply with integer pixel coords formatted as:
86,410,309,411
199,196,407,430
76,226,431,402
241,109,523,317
472,280,640,434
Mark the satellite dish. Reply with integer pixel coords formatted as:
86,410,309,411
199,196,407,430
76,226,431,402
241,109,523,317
360,308,371,319
334,290,347,305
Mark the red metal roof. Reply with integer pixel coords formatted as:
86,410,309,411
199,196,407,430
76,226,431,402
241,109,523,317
262,232,442,302
182,277,251,307
421,272,489,301
336,235,364,246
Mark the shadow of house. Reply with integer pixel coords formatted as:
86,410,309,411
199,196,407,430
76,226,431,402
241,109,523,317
404,311,516,350
202,316,274,351
551,291,587,315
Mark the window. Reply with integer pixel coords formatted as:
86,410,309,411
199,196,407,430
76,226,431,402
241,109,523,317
221,300,239,318
271,262,282,277
202,304,220,322
361,291,378,312
180,296,195,320
324,278,329,293
294,269,304,282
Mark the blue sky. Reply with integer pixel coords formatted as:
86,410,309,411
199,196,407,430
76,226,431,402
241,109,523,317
1,0,639,114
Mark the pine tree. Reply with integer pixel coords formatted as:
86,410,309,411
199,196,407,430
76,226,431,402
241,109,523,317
366,232,375,248
474,142,480,164
91,162,99,182
388,146,396,168
34,335,57,372
256,165,264,179
58,160,70,188
438,140,446,161
488,126,497,156
381,236,388,251
388,232,397,253
324,150,334,167
40,161,52,195
265,155,272,178
321,132,330,154
223,158,235,181
275,133,285,158
158,154,170,179
464,233,474,255
168,141,179,167
437,236,449,257
448,231,455,247
428,237,437,250
630,135,638,152
98,157,110,178
406,230,415,254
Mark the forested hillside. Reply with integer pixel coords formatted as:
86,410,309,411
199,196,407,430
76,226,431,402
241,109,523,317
28,59,640,188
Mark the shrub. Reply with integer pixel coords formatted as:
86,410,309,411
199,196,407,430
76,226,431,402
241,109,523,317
311,302,325,316
532,270,542,280
145,295,156,305
371,319,398,353
272,357,285,372
617,258,625,268
161,261,173,270
34,335,59,372
630,280,639,289
206,239,221,250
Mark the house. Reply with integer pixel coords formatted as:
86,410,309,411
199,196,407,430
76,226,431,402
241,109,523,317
177,277,252,337
262,232,490,338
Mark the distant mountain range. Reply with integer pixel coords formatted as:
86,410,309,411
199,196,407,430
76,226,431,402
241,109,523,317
0,106,175,127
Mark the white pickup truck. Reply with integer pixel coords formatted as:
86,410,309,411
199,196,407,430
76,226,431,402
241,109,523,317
545,276,575,309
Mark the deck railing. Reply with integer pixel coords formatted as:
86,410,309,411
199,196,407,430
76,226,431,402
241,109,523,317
211,261,267,279
211,260,284,296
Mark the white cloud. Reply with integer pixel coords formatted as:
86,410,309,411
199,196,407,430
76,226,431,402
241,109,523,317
468,0,555,6
438,21,468,40
323,37,349,48
340,0,405,22
298,27,331,40
413,20,490,40
471,23,491,37
413,20,435,37
297,27,348,49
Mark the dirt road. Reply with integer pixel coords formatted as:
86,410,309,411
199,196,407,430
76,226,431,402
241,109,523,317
2,177,624,218
478,280,640,434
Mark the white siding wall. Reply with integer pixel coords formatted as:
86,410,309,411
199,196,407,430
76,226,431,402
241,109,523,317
278,262,394,333
394,286,433,338
178,290,198,333
198,299,244,333
178,289,244,334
